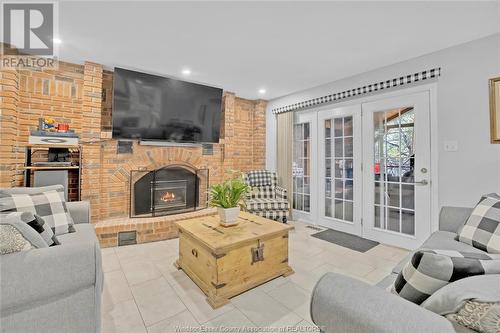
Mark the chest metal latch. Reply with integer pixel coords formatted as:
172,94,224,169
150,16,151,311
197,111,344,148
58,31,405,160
251,240,265,264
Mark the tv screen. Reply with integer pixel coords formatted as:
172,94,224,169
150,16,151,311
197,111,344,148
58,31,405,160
112,67,223,143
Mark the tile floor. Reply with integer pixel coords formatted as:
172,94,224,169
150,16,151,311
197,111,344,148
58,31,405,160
101,220,409,333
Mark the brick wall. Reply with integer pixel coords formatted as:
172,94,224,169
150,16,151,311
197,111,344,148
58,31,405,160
0,57,267,222
0,68,20,187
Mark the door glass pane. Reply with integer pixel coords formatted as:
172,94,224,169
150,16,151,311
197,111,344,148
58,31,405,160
344,202,353,222
325,198,332,217
402,210,415,235
344,117,353,136
334,118,343,137
293,122,311,212
334,138,343,157
373,107,415,235
344,137,353,157
325,116,355,223
325,119,331,138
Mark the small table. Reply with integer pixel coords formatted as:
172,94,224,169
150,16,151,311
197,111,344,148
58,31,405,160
175,212,294,308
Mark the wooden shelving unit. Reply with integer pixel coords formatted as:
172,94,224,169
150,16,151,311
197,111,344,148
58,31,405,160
24,144,82,201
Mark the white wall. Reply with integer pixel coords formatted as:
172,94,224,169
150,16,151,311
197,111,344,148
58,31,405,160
267,33,500,208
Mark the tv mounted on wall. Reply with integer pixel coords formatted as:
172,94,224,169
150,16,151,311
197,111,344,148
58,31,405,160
112,67,223,144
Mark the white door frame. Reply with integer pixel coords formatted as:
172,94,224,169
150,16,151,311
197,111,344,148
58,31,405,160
289,83,439,239
362,91,432,249
317,105,363,235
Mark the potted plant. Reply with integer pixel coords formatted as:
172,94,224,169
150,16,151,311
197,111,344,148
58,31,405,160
209,174,251,227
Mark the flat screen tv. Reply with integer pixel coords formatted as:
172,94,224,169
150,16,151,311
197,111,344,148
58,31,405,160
112,67,223,143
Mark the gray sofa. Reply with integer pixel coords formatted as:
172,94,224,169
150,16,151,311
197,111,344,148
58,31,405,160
0,186,103,333
310,206,500,333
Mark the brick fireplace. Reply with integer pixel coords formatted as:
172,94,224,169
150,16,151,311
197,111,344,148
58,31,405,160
0,47,267,247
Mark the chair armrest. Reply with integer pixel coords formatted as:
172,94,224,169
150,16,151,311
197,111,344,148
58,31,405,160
275,186,287,200
0,240,100,311
439,206,473,233
66,200,90,224
311,273,456,333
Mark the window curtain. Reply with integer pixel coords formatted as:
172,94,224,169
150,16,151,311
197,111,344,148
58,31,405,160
276,112,293,208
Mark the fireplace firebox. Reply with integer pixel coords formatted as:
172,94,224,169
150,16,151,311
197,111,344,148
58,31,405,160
130,165,208,217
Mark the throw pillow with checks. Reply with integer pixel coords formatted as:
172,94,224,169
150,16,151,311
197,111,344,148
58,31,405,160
246,170,272,187
0,190,75,236
392,250,500,305
456,194,500,254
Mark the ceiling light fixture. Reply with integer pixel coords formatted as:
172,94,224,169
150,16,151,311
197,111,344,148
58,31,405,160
53,38,62,44
182,68,191,75
258,88,266,95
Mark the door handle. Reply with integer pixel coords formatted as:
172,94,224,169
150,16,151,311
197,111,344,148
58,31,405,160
413,180,429,186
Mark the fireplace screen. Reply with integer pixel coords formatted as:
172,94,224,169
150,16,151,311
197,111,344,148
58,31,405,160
130,165,209,218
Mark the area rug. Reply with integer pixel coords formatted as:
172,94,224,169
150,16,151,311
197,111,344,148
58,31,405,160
312,228,379,252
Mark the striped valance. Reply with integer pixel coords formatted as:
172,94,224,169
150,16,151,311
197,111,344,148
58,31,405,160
272,67,441,114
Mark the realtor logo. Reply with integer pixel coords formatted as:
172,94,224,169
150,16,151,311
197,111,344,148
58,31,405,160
1,2,58,69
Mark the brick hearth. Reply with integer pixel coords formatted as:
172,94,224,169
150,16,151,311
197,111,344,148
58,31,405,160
95,208,216,248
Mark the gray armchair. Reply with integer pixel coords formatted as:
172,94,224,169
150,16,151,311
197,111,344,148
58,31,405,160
0,185,103,333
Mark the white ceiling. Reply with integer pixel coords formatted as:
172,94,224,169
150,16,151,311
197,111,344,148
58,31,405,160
57,1,500,100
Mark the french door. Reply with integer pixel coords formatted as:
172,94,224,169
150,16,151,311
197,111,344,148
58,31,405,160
318,105,362,235
362,92,431,249
294,91,432,249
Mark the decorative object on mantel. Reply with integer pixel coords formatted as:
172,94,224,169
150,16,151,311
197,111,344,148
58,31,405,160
272,67,441,114
29,117,79,145
209,172,251,227
490,77,500,143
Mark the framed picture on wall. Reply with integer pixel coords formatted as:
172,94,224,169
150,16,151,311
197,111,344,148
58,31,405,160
490,77,500,143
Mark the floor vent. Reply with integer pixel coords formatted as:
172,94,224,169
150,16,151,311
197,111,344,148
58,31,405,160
118,231,137,246
306,225,323,231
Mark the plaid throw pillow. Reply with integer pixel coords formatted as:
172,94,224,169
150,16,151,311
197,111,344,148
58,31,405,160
456,194,500,253
247,171,272,187
28,214,60,246
0,190,75,236
392,250,500,305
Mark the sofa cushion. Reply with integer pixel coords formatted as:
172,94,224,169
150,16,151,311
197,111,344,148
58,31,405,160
0,212,49,249
392,231,485,274
456,195,500,254
246,198,289,212
421,274,500,315
392,250,500,305
57,223,98,245
0,189,75,236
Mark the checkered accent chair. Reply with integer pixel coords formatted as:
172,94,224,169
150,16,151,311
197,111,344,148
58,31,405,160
243,170,290,223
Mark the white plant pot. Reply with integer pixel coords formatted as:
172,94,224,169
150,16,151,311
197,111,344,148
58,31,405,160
217,207,240,227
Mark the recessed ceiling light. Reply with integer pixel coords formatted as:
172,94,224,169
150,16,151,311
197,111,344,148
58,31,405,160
182,68,191,75
53,38,62,44
258,88,266,95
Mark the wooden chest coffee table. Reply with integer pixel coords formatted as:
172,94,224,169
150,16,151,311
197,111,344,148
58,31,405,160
174,212,294,308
